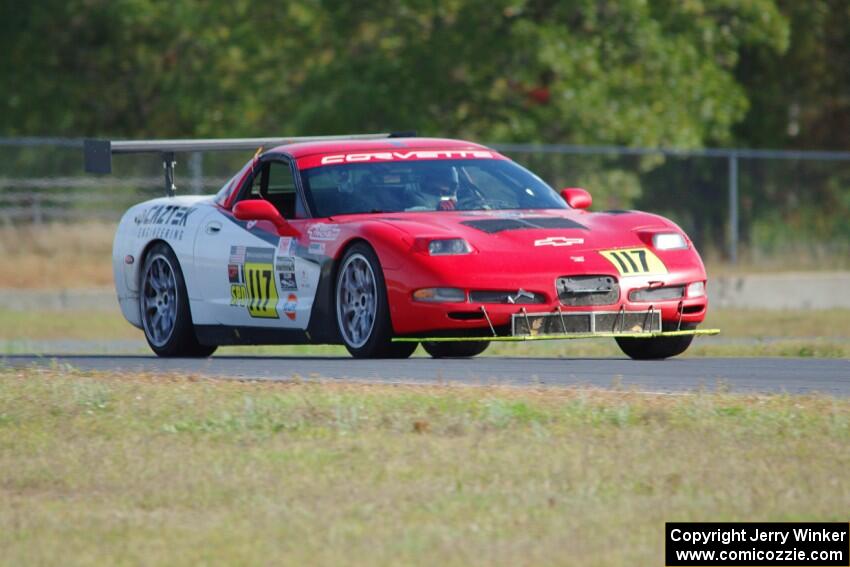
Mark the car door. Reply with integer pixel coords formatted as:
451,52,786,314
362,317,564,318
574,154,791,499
193,155,321,329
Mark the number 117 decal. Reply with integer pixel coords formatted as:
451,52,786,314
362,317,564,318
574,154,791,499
599,247,668,276
229,246,279,318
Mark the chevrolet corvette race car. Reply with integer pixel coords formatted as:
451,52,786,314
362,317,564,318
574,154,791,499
84,134,717,359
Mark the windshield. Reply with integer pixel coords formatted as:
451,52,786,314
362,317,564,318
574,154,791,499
300,159,567,217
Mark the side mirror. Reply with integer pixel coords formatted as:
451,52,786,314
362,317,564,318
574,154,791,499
560,187,592,210
233,199,298,236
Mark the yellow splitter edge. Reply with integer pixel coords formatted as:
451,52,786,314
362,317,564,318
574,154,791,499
393,328,720,343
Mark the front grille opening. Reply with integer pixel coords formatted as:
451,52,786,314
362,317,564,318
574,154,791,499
512,310,662,336
468,290,545,304
629,285,685,302
594,312,661,333
557,275,620,306
448,311,485,320
682,305,704,314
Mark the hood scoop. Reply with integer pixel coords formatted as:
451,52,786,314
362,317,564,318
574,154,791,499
461,216,588,234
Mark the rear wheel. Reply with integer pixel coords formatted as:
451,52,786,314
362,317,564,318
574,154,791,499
615,323,694,360
423,341,489,358
140,243,217,358
335,243,416,359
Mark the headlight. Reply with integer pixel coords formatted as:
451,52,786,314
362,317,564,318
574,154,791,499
687,281,706,298
652,232,688,251
428,238,472,256
413,288,466,302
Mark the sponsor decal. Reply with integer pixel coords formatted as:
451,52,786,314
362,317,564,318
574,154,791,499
279,271,297,291
134,205,196,241
299,269,312,289
275,257,295,272
599,247,668,276
320,150,493,165
278,236,296,256
283,293,297,320
308,242,326,255
229,246,247,264
228,246,279,318
307,224,340,242
534,237,585,247
246,220,257,230
228,264,242,283
570,256,585,263
135,204,196,227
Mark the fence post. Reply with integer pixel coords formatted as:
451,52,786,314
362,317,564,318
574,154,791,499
727,153,739,264
190,152,203,195
33,194,43,225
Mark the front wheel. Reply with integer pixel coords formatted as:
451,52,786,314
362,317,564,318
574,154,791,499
615,323,694,360
423,341,489,358
335,243,416,359
140,243,217,358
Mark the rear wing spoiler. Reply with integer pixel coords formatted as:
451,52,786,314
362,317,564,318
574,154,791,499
83,132,415,196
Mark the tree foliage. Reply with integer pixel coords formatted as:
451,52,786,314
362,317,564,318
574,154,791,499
1,0,790,147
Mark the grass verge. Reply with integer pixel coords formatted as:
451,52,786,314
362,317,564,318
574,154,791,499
1,369,848,565
0,222,116,288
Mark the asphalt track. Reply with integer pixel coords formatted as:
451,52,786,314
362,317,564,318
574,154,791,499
3,355,849,396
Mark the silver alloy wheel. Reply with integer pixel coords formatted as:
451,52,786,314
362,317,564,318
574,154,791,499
336,253,378,349
141,254,178,348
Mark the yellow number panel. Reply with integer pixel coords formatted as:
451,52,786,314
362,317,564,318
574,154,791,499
599,247,667,276
244,262,279,318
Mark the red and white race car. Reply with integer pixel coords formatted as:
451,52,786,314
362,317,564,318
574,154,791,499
85,134,715,359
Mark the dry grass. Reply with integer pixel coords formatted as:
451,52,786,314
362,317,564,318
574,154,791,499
0,221,116,288
0,309,139,341
1,368,848,566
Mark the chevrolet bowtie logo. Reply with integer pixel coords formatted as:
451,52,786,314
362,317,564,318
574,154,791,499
534,237,585,247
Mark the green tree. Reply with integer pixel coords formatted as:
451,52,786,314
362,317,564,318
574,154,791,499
733,0,850,256
0,0,788,147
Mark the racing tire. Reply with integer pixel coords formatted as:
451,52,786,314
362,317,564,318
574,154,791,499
140,243,217,358
422,341,490,358
615,323,695,360
335,242,417,359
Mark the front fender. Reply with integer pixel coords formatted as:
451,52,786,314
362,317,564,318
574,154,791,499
335,220,415,270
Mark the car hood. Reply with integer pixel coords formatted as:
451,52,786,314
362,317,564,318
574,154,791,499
365,208,678,254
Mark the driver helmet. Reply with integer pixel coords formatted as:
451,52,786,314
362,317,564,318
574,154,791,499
421,167,458,198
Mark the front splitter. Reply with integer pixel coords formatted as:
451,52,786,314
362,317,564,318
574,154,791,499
392,329,720,343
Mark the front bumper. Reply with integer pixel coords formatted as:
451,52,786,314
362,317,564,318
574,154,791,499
387,273,708,337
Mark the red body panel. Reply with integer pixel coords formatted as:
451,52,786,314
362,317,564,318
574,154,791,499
364,209,706,335
219,137,709,338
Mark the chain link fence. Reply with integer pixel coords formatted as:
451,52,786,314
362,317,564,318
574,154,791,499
1,138,848,268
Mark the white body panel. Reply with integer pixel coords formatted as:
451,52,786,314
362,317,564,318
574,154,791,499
113,195,215,328
113,195,321,332
192,209,321,329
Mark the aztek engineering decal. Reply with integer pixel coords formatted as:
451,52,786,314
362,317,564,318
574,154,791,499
134,205,196,241
228,246,279,318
